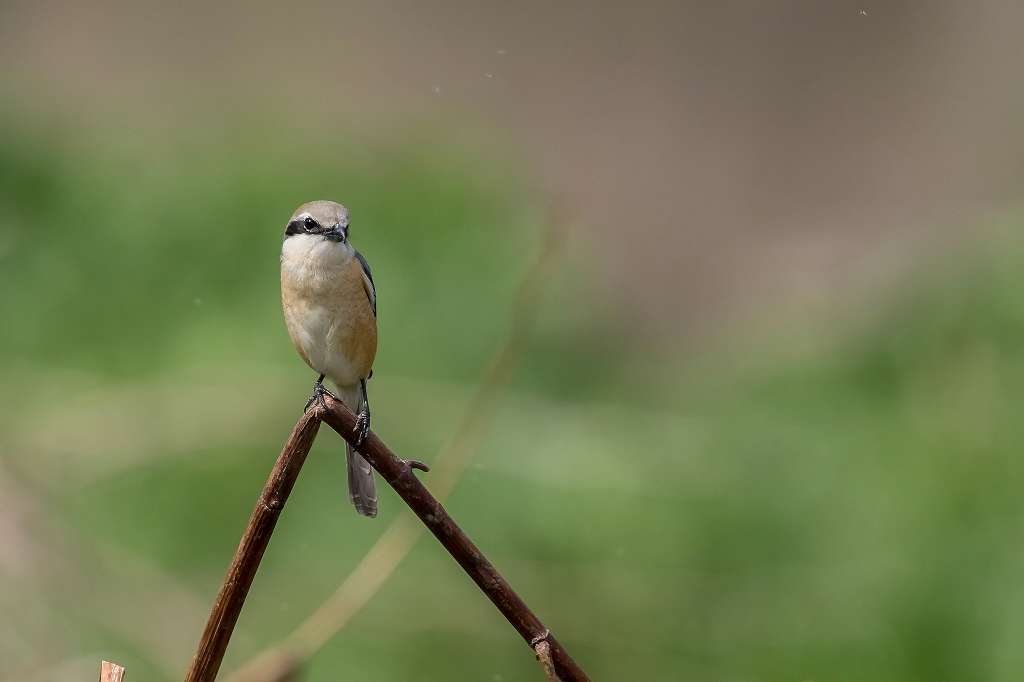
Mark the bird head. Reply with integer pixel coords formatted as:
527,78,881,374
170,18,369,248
284,200,349,243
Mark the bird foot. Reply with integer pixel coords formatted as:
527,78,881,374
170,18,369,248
353,409,371,447
304,381,338,413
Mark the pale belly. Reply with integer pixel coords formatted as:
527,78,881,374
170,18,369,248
283,302,365,386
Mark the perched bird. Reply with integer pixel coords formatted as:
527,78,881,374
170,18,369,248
280,200,379,516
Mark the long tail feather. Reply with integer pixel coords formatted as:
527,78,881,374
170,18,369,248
339,384,377,517
346,447,378,517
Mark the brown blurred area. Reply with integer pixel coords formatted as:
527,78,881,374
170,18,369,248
2,0,1022,338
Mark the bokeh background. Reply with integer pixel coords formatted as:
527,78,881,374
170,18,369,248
3,2,1024,680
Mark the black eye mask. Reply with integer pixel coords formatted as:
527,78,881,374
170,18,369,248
285,218,347,242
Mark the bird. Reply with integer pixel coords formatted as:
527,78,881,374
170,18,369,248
280,200,379,517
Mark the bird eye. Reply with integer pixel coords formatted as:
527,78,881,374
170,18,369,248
303,216,318,229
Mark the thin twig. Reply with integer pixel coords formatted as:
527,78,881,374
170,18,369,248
99,661,125,682
317,392,589,681
190,392,589,681
184,411,322,682
534,641,558,682
227,207,566,682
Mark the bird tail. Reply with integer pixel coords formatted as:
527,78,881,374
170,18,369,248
339,384,378,517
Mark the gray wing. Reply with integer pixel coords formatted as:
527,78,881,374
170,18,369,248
354,249,376,316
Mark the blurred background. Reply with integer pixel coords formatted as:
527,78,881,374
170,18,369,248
2,1,1024,680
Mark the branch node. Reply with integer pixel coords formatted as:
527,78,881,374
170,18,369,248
529,629,551,647
403,458,431,473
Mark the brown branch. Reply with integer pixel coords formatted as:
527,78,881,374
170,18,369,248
318,393,590,682
99,661,125,682
227,204,567,682
185,394,589,681
535,641,558,682
184,411,322,682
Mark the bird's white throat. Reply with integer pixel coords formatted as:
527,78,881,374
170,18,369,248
281,234,352,280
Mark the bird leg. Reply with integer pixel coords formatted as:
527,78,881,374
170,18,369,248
353,377,371,447
304,373,338,412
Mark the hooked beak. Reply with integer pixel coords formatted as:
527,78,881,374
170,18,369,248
323,225,346,243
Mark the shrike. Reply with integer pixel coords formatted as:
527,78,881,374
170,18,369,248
280,200,379,517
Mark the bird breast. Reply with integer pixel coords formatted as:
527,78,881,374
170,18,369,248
281,236,377,386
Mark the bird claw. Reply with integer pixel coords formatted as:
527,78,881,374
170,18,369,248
304,381,337,413
353,409,371,447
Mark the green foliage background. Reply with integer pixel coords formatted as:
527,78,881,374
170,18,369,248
1,119,1023,681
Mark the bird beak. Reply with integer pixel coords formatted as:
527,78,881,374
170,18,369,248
324,225,346,243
